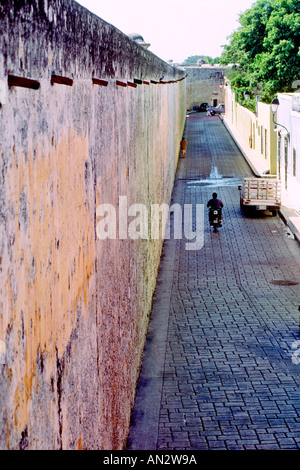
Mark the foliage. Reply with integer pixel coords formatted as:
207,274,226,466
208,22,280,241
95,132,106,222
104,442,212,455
219,0,300,106
181,55,220,66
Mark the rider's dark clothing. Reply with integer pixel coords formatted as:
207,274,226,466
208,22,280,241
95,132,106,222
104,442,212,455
207,198,223,210
207,198,223,223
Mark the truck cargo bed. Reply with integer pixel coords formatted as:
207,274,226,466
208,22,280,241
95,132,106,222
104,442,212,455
239,178,281,213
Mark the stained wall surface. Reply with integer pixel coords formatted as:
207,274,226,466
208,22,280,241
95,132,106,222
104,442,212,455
0,0,186,449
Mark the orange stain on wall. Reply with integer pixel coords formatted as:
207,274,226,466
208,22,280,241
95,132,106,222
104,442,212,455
2,127,96,436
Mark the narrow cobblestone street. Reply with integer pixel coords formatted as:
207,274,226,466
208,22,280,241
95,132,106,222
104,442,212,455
127,114,300,451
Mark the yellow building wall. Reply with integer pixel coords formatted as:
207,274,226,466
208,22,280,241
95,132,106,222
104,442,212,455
226,87,277,175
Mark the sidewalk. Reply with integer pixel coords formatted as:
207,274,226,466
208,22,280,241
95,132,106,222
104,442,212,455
222,115,300,245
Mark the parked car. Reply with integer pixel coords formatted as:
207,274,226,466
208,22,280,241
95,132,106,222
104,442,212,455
199,102,209,112
207,104,225,115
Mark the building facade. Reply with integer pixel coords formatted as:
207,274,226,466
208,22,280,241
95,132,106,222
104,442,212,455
276,93,300,210
224,83,277,175
224,83,300,212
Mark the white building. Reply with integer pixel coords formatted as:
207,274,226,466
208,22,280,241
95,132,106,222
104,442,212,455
275,93,300,210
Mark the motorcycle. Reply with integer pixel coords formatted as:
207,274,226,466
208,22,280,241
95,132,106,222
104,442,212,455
209,208,222,232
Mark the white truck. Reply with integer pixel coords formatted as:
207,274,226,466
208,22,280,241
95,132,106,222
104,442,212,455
238,178,281,215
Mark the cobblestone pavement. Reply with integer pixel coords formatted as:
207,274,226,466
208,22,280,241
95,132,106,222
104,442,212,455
127,114,300,451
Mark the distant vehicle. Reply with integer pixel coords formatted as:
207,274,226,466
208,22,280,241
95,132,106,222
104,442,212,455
199,102,209,112
207,104,225,115
192,105,200,111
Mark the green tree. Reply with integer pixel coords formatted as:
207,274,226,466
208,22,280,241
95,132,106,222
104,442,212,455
181,55,220,66
181,55,204,65
220,0,300,105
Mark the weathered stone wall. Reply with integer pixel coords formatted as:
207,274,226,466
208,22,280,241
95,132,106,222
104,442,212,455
185,66,225,109
0,0,186,449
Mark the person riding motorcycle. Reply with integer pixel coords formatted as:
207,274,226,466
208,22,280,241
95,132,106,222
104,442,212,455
207,193,223,227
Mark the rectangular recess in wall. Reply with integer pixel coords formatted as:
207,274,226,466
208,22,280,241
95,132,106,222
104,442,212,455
8,74,40,90
134,79,143,85
51,74,73,86
127,81,137,88
92,78,108,87
116,80,127,87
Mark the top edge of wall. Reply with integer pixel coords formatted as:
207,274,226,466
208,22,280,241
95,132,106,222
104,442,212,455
0,0,185,81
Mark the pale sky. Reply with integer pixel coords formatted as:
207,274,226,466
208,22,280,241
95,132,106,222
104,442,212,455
76,0,255,63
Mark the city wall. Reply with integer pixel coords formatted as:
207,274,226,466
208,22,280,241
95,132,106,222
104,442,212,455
185,66,225,109
0,0,186,449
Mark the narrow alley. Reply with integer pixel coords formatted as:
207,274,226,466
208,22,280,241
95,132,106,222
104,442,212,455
127,114,300,451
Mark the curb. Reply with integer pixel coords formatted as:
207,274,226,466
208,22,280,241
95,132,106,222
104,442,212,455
278,208,300,246
220,116,262,177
